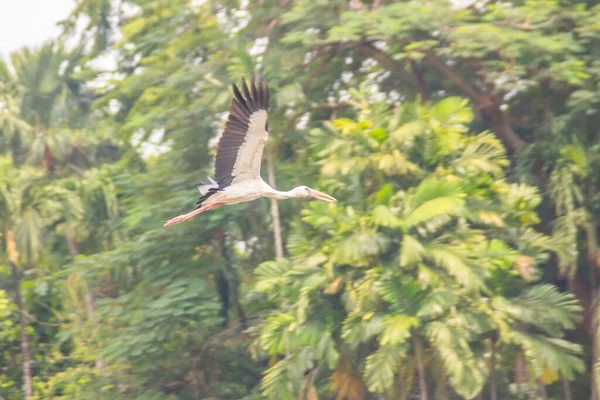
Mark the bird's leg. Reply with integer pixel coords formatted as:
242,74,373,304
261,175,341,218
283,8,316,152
163,201,224,227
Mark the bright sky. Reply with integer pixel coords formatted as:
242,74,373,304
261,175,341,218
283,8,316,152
0,0,75,58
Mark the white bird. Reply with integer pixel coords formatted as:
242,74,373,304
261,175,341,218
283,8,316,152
164,74,336,227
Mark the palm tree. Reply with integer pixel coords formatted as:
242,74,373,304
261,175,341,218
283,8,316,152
0,154,100,398
0,158,51,398
0,42,89,171
0,83,32,163
58,167,120,375
251,96,583,399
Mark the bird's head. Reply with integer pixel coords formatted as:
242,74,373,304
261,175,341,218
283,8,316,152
293,186,337,202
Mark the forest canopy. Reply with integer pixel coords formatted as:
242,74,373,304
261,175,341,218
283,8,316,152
1,0,599,399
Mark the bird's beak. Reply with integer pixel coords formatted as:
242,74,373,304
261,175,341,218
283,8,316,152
310,189,337,203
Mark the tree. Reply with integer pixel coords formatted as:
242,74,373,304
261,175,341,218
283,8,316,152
253,94,583,399
0,37,127,398
0,160,59,399
0,0,593,398
261,2,600,394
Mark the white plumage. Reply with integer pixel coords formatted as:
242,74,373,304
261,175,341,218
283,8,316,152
164,74,336,227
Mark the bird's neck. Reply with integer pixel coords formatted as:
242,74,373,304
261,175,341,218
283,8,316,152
265,187,300,200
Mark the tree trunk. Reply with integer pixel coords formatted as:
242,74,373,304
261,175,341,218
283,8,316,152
11,263,33,399
266,150,284,260
587,221,599,400
65,234,106,374
215,270,230,327
219,228,248,329
410,61,429,102
479,97,527,152
7,230,33,399
514,350,529,384
593,294,599,400
399,383,409,400
440,377,450,400
362,45,530,153
490,339,497,400
397,362,412,400
563,378,573,400
537,380,549,400
414,337,429,400
567,272,593,336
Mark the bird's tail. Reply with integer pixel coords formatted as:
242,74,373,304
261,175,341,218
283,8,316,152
196,177,219,208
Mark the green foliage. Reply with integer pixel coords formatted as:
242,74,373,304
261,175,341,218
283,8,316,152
0,0,598,399
253,94,582,399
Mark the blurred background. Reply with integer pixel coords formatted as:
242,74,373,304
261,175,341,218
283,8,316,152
0,0,599,399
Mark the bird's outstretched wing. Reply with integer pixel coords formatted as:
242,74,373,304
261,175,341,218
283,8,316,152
214,74,270,187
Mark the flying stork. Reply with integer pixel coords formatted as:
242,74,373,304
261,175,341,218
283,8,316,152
164,74,336,227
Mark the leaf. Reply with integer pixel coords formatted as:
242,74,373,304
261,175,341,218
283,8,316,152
364,344,405,392
418,289,457,318
376,150,421,175
405,196,465,228
255,260,293,292
492,284,582,335
539,366,559,384
330,361,365,400
315,332,339,369
512,332,584,380
400,234,425,266
324,277,344,295
379,314,419,346
379,278,423,314
429,97,472,125
428,246,485,291
371,204,402,228
375,183,394,204
276,82,305,105
331,231,390,266
412,177,463,208
426,322,486,399
390,119,427,143
341,312,385,344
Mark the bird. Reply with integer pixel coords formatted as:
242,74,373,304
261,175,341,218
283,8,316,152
164,74,336,227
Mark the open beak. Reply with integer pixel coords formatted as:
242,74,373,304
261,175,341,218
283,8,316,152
310,189,337,203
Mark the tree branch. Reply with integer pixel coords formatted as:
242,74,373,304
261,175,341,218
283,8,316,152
310,51,337,80
478,94,528,151
410,61,429,102
23,310,61,326
494,16,556,31
266,150,284,260
357,41,415,83
426,53,529,152
67,163,85,176
288,102,350,128
426,53,484,101
371,0,385,9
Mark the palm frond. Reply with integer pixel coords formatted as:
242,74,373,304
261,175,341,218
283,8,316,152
379,314,420,346
364,344,405,392
493,284,582,335
399,234,426,267
426,321,486,399
378,277,423,314
254,259,293,293
427,245,486,291
417,289,458,318
411,177,463,209
330,231,390,267
512,331,584,380
454,132,508,177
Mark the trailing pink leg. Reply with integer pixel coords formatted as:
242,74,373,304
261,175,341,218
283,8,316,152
163,202,224,226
